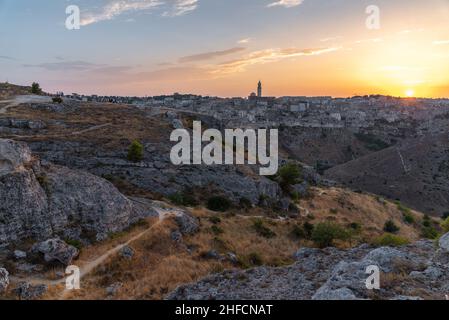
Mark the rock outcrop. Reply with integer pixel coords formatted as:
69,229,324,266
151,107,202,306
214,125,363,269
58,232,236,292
0,139,157,245
0,268,9,293
31,238,79,266
167,235,449,300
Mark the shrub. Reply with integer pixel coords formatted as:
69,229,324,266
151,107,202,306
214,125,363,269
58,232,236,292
65,239,83,250
422,226,438,239
52,96,63,103
374,234,409,247
303,222,314,239
239,197,252,209
278,163,302,191
208,216,221,224
422,215,431,228
127,140,144,162
168,192,198,207
31,82,42,95
291,224,306,239
207,196,231,212
442,212,449,220
253,219,276,238
442,217,449,233
383,220,400,234
311,222,349,248
247,252,263,266
403,213,415,224
211,225,224,235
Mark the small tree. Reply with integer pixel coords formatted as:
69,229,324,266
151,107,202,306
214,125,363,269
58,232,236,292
278,163,301,191
31,82,42,95
311,222,348,248
127,140,144,162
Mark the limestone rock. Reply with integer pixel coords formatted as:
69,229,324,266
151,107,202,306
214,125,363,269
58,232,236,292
439,232,449,252
0,268,9,293
14,282,47,300
31,238,79,266
0,139,32,176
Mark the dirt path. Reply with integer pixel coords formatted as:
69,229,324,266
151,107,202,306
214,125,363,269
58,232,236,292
0,95,52,114
11,204,184,300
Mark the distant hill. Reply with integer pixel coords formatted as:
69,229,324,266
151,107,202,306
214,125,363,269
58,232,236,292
325,133,449,217
0,82,32,99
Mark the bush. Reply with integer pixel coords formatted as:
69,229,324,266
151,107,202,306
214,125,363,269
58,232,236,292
422,226,439,239
208,216,221,224
253,219,276,238
207,196,231,212
403,213,415,224
291,224,306,239
303,222,314,239
211,225,224,235
374,234,409,247
127,140,144,162
52,96,63,103
65,239,83,250
422,215,431,228
31,82,42,95
383,220,400,234
239,197,252,209
278,163,302,191
247,252,263,266
442,212,449,220
311,222,349,248
442,217,449,233
168,192,198,207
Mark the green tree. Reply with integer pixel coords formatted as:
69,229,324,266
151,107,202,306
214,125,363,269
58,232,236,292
127,140,144,162
311,222,349,248
278,163,301,191
31,82,42,95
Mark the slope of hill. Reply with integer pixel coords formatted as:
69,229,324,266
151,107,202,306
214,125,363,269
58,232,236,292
325,134,449,216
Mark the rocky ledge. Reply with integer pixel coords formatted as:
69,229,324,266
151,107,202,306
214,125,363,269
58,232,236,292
0,139,157,245
167,233,449,300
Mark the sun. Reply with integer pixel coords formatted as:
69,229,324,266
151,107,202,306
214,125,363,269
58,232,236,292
405,89,415,97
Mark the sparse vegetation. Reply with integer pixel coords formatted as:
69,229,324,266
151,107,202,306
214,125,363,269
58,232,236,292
253,219,276,239
354,133,390,151
168,191,198,207
442,217,449,233
52,96,63,103
127,140,144,162
374,234,409,247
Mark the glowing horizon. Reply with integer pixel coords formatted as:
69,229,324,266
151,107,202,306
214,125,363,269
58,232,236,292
1,0,449,98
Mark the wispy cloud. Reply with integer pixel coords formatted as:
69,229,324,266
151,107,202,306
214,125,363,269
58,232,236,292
81,0,198,26
179,47,246,63
267,0,304,8
0,55,15,61
433,40,449,46
212,47,341,75
238,38,252,44
163,0,199,17
23,60,107,71
320,36,342,42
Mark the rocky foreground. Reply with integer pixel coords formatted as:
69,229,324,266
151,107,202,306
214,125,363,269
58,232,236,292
168,233,449,300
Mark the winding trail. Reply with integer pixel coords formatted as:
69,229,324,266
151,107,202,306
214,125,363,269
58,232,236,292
10,203,185,300
0,95,52,114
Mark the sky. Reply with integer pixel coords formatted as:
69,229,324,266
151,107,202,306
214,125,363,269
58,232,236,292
1,0,449,98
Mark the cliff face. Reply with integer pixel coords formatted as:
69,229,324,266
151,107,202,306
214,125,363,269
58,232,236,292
0,139,156,245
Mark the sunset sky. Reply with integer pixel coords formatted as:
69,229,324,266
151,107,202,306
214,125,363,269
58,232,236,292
1,0,449,97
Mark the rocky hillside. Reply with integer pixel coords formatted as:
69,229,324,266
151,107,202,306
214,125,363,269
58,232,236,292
0,138,157,245
325,134,449,216
167,233,449,300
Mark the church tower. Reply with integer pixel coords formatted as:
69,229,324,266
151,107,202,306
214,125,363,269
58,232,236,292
257,81,262,97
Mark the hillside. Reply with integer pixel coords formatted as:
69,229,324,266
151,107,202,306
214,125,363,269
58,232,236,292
325,134,449,217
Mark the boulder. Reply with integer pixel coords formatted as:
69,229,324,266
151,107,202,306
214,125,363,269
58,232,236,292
174,212,199,235
14,250,27,260
14,282,47,300
119,246,134,260
31,238,79,266
0,268,9,293
0,139,32,176
439,232,449,252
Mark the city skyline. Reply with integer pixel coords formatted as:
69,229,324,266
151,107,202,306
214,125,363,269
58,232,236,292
1,0,449,98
